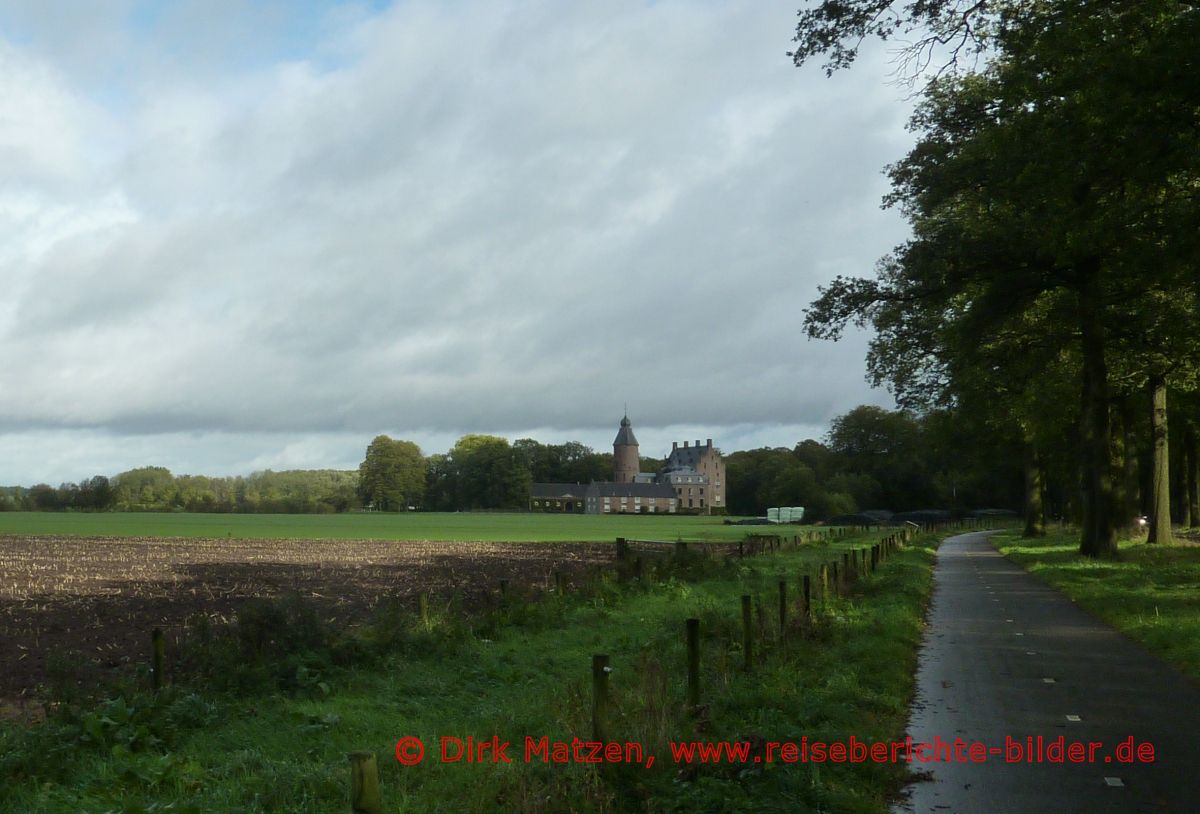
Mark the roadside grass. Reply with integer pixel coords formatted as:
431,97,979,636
0,531,938,813
0,511,784,543
993,528,1200,681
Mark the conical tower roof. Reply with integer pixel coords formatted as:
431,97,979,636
613,414,638,447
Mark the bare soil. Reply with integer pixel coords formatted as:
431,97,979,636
0,535,614,716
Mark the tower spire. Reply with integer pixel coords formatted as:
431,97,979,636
613,412,639,483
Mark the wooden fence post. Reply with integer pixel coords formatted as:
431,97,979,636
686,618,700,712
418,593,430,628
802,574,812,620
592,654,610,741
349,751,382,814
741,595,754,671
615,537,628,560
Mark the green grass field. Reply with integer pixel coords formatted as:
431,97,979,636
994,529,1200,681
0,529,936,813
0,512,781,542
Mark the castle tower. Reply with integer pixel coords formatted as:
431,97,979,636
613,414,640,484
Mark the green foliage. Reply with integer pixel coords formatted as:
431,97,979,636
177,596,348,697
724,407,1020,518
357,435,425,511
800,0,1200,555
5,403,1028,519
17,468,363,514
425,434,535,511
790,0,1001,77
512,438,611,484
0,529,940,813
114,467,177,510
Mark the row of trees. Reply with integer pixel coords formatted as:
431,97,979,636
0,468,358,514
359,411,1025,518
5,406,1028,519
357,434,642,512
794,0,1200,554
726,406,1023,518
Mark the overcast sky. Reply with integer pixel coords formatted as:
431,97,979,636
0,0,913,486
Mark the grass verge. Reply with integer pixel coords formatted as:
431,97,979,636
1,531,938,813
993,528,1200,682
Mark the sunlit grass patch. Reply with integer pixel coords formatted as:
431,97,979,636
994,529,1200,681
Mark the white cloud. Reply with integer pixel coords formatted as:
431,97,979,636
0,0,912,484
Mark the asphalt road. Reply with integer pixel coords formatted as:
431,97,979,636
894,530,1200,814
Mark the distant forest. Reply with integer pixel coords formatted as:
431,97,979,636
0,404,1037,521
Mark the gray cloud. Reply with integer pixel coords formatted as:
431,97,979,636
0,0,910,484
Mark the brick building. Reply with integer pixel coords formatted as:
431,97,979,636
529,483,587,512
529,415,726,515
661,438,726,513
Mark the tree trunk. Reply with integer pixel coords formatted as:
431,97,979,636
1110,401,1129,527
1181,437,1192,529
1147,375,1172,545
1023,439,1045,537
1077,275,1117,558
1121,395,1141,524
1185,423,1199,529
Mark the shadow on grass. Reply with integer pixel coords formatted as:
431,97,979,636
994,530,1200,681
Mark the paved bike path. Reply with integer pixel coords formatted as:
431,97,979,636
895,531,1200,814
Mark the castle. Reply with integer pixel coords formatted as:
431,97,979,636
529,415,726,515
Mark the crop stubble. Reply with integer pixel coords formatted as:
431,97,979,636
0,534,611,713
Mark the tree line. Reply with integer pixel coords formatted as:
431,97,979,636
3,404,1028,520
793,0,1200,554
726,405,1021,519
0,468,358,514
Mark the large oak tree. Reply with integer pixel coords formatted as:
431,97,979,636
798,0,1200,556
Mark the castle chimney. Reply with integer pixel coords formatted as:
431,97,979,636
694,439,700,448
672,441,678,450
706,438,712,448
683,441,689,448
